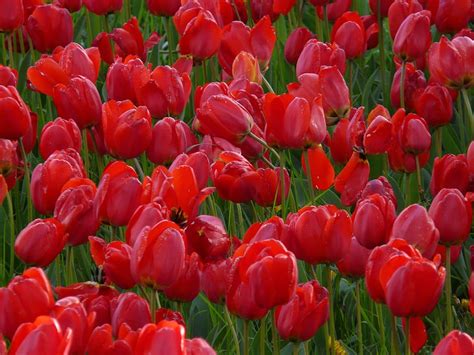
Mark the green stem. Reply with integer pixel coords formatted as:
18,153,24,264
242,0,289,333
6,191,15,275
323,6,330,44
243,320,249,355
224,307,241,355
7,33,15,69
280,151,287,218
166,17,174,63
19,139,33,222
375,303,386,354
82,130,90,179
391,315,400,355
0,33,6,65
377,1,387,106
259,317,266,355
262,76,275,93
434,127,443,157
303,150,315,202
293,342,300,355
356,281,363,355
445,246,453,332
414,155,423,198
405,318,411,355
272,310,280,355
400,60,406,109
248,132,281,161
326,267,336,355
133,158,145,180
461,89,474,140
303,341,309,355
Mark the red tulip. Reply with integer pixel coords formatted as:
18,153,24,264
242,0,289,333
295,39,346,77
9,316,72,355
336,236,372,278
54,178,100,246
362,14,379,50
134,320,185,354
111,292,151,335
334,151,370,206
86,323,135,355
390,204,440,258
186,215,230,261
146,0,181,16
318,65,351,121
0,139,20,191
284,205,352,264
390,62,427,111
361,177,398,207
169,151,210,190
369,0,395,17
199,135,241,161
53,76,102,129
397,112,431,155
0,267,54,339
433,330,474,355
55,42,101,83
185,338,216,355
302,145,335,190
95,161,143,226
54,0,83,12
393,10,431,61
314,0,352,21
430,154,469,196
31,149,85,214
331,11,366,59
0,174,6,205
284,27,315,65
39,117,81,160
25,5,73,52
0,85,31,140
0,0,24,32
249,0,297,21
83,0,122,15
243,216,288,244
0,65,18,87
26,57,69,97
433,0,471,33
274,281,329,342
106,56,147,104
353,194,396,249
363,115,393,154
126,202,168,247
163,252,202,302
388,0,423,39
429,188,472,245
131,220,186,289
428,35,474,89
232,51,262,84
414,84,453,128
201,258,231,304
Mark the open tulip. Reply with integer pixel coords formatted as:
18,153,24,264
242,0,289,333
334,151,370,206
56,42,101,83
185,215,230,261
363,115,393,154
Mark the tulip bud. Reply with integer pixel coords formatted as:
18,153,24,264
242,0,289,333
39,118,82,160
111,293,151,335
433,331,474,355
0,85,31,140
388,0,423,39
126,201,169,247
331,11,367,59
390,62,427,111
0,65,18,87
146,0,181,16
433,0,471,34
414,84,453,128
83,0,123,15
397,113,431,155
185,215,230,261
284,27,315,65
134,320,186,354
430,154,469,196
319,66,350,121
296,40,346,77
334,151,370,206
232,51,262,84
0,0,23,32
336,236,372,278
163,252,202,303
393,11,431,61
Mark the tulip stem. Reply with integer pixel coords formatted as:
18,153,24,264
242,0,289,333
293,342,300,355
272,310,280,355
243,320,249,355
377,0,388,106
355,281,363,355
6,191,15,275
323,6,330,44
133,158,145,180
303,150,315,202
434,128,442,157
461,89,474,140
375,303,386,354
262,75,275,94
303,341,309,355
414,155,423,198
224,307,241,355
7,33,15,69
248,132,280,161
261,155,276,169
445,246,453,332
400,60,406,110
166,17,175,63
87,128,104,175
259,315,266,354
405,318,411,355
390,315,400,355
19,139,33,222
0,33,6,66
326,267,336,355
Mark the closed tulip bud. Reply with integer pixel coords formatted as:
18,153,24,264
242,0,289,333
296,40,346,77
0,85,31,140
353,194,397,249
31,149,85,215
83,0,122,15
314,0,352,21
232,51,262,84
180,11,223,59
243,216,287,244
429,188,472,245
362,15,379,50
361,176,398,207
39,117,81,160
131,220,186,289
319,65,350,121
433,0,471,33
390,204,440,258
0,65,18,87
284,27,315,65
57,42,101,83
95,161,143,226
111,293,151,335
364,115,393,154
331,11,367,59
302,145,335,190
26,5,73,52
106,57,147,104
391,62,427,111
201,259,231,304
393,11,431,61
433,330,474,355
335,152,370,206
397,113,431,155
163,252,202,302
0,0,24,32
126,201,169,246
186,215,230,261
53,76,102,129
274,281,329,342
369,0,395,17
414,84,453,128
285,205,352,264
185,338,217,355
147,0,181,16
337,236,372,278
430,154,469,196
388,0,423,39
54,0,83,13
86,323,135,355
15,218,67,267
135,320,185,354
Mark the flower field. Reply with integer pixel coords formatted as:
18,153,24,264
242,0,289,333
0,0,473,354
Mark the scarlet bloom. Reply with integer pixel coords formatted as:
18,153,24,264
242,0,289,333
393,10,431,61
390,62,427,111
163,252,202,303
429,188,472,245
334,151,370,206
8,316,72,355
369,0,395,17
25,5,73,53
135,320,185,354
363,115,393,154
336,236,372,278
146,0,181,16
26,57,70,97
274,281,329,342
111,293,151,335
284,27,315,65
83,0,123,15
53,42,101,83
318,65,351,121
295,40,346,77
0,0,23,32
201,258,232,304
390,204,440,258
185,215,230,261
0,267,54,339
353,194,396,249
126,201,169,247
331,11,366,59
430,154,469,196
393,110,431,155
95,161,143,226
433,0,472,34
86,323,135,355
414,84,453,128
232,51,262,84
31,149,85,215
284,205,352,264
388,0,423,39
131,220,186,290
54,0,83,13
314,0,352,21
227,239,297,319
102,100,152,159
243,216,288,244
0,65,18,87
428,35,474,89
106,57,147,104
0,85,31,140
53,76,102,129
39,117,81,160
185,338,216,355
433,330,474,355
146,117,197,165
302,145,335,190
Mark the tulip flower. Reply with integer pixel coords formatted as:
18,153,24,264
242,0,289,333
131,220,186,290
0,85,31,140
369,0,395,17
8,316,72,355
0,0,24,32
314,0,352,21
201,258,232,304
31,149,85,215
360,176,398,207
111,292,151,335
146,0,181,16
53,76,102,129
363,115,393,154
296,40,346,77
285,205,352,264
83,0,122,15
428,188,472,245
430,154,469,196
169,152,210,190
361,15,379,50
331,11,366,59
232,51,262,84
393,11,431,61
0,65,18,87
146,117,197,165
95,161,143,226
55,42,101,83
302,145,335,190
185,215,230,261
54,178,100,246
392,110,431,155
106,56,147,104
54,0,83,12
0,139,20,191
433,0,471,34
243,216,287,244
86,323,135,355
335,151,370,206
163,252,202,302
387,0,423,39
318,65,351,121
0,267,54,339
274,281,329,342
25,5,73,52
414,84,453,128
126,201,169,247
39,117,82,160
185,338,217,355
390,204,440,258
336,236,372,278
134,320,185,354
353,193,396,249
390,62,427,111
433,330,474,355
26,57,69,97
284,27,315,65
